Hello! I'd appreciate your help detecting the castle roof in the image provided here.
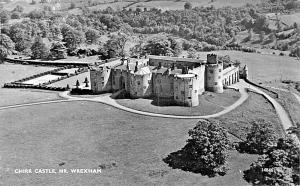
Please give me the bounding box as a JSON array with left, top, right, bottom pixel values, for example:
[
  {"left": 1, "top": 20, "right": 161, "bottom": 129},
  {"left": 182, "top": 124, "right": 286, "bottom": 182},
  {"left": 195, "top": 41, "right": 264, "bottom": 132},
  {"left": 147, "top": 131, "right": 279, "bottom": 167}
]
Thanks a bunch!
[
  {"left": 175, "top": 74, "right": 195, "bottom": 79},
  {"left": 148, "top": 55, "right": 205, "bottom": 64},
  {"left": 223, "top": 66, "right": 238, "bottom": 75},
  {"left": 135, "top": 66, "right": 152, "bottom": 75}
]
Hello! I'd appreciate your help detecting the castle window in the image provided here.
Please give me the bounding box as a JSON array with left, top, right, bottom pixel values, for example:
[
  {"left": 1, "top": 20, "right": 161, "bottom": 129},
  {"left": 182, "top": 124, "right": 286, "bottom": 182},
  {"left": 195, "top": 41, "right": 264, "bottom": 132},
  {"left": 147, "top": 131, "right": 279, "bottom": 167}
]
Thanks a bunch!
[
  {"left": 135, "top": 92, "right": 137, "bottom": 95},
  {"left": 102, "top": 82, "right": 104, "bottom": 85},
  {"left": 188, "top": 97, "right": 191, "bottom": 99},
  {"left": 148, "top": 80, "right": 151, "bottom": 84},
  {"left": 189, "top": 85, "right": 193, "bottom": 88},
  {"left": 101, "top": 77, "right": 104, "bottom": 81},
  {"left": 195, "top": 90, "right": 197, "bottom": 93},
  {"left": 219, "top": 69, "right": 221, "bottom": 72},
  {"left": 214, "top": 82, "right": 218, "bottom": 85},
  {"left": 137, "top": 81, "right": 140, "bottom": 85},
  {"left": 176, "top": 96, "right": 178, "bottom": 99}
]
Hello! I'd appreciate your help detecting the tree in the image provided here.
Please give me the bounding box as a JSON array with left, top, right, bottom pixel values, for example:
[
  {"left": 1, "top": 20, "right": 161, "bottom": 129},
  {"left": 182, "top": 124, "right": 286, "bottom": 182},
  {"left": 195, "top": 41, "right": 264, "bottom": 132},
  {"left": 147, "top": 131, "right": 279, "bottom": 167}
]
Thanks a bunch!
[
  {"left": 246, "top": 28, "right": 253, "bottom": 41},
  {"left": 13, "top": 5, "right": 24, "bottom": 13},
  {"left": 268, "top": 32, "right": 276, "bottom": 42},
  {"left": 75, "top": 80, "right": 80, "bottom": 89},
  {"left": 11, "top": 11, "right": 21, "bottom": 19},
  {"left": 70, "top": 2, "right": 76, "bottom": 9},
  {"left": 142, "top": 36, "right": 182, "bottom": 57},
  {"left": 83, "top": 77, "right": 89, "bottom": 87},
  {"left": 183, "top": 120, "right": 230, "bottom": 175},
  {"left": 184, "top": 2, "right": 192, "bottom": 10},
  {"left": 0, "top": 10, "right": 10, "bottom": 24},
  {"left": 9, "top": 24, "right": 32, "bottom": 54},
  {"left": 238, "top": 120, "right": 278, "bottom": 154},
  {"left": 85, "top": 28, "right": 100, "bottom": 44},
  {"left": 63, "top": 29, "right": 85, "bottom": 51},
  {"left": 259, "top": 31, "right": 265, "bottom": 42},
  {"left": 31, "top": 37, "right": 49, "bottom": 59},
  {"left": 187, "top": 48, "right": 197, "bottom": 58},
  {"left": 0, "top": 34, "right": 15, "bottom": 63},
  {"left": 103, "top": 32, "right": 129, "bottom": 58},
  {"left": 244, "top": 136, "right": 300, "bottom": 185}
]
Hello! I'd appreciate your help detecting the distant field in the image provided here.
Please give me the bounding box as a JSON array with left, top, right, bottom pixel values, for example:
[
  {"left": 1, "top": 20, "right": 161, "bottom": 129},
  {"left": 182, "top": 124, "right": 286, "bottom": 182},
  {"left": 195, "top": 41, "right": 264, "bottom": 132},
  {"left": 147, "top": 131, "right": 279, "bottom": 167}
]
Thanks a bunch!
[
  {"left": 0, "top": 63, "right": 60, "bottom": 107},
  {"left": 128, "top": 0, "right": 262, "bottom": 10},
  {"left": 3, "top": 0, "right": 263, "bottom": 13},
  {"left": 278, "top": 12, "right": 300, "bottom": 26},
  {"left": 194, "top": 51, "right": 300, "bottom": 83}
]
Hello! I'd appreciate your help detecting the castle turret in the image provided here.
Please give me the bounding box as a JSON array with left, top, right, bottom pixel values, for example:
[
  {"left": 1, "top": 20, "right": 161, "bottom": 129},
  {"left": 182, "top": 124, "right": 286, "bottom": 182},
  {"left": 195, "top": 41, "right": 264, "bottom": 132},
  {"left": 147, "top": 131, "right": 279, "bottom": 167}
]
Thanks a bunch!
[{"left": 205, "top": 54, "right": 223, "bottom": 93}]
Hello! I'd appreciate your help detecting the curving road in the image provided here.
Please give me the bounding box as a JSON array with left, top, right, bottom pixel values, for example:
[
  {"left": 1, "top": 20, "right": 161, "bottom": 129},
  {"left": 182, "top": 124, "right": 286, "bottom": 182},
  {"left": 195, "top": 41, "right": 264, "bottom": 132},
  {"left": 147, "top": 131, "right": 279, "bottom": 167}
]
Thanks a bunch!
[{"left": 58, "top": 86, "right": 249, "bottom": 119}]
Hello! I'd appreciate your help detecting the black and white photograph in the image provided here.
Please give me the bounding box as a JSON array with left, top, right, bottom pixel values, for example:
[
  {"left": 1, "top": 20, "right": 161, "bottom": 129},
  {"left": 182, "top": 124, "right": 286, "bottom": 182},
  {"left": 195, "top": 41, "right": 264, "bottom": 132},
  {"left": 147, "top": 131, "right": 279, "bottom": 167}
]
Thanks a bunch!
[{"left": 0, "top": 0, "right": 299, "bottom": 185}]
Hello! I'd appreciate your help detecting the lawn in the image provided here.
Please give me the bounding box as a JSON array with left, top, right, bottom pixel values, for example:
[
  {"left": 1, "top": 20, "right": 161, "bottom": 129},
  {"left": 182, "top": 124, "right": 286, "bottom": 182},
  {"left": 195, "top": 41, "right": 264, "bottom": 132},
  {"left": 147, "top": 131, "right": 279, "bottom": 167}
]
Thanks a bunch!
[
  {"left": 0, "top": 63, "right": 60, "bottom": 107},
  {"left": 116, "top": 89, "right": 240, "bottom": 116},
  {"left": 216, "top": 92, "right": 285, "bottom": 140},
  {"left": 193, "top": 50, "right": 300, "bottom": 83},
  {"left": 48, "top": 72, "right": 90, "bottom": 89},
  {"left": 0, "top": 101, "right": 258, "bottom": 186}
]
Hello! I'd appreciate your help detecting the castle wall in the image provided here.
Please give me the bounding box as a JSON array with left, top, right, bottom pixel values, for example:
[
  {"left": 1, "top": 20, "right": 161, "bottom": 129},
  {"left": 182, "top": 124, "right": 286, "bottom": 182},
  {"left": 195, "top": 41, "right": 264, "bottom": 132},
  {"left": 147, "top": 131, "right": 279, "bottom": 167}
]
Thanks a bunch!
[
  {"left": 153, "top": 73, "right": 174, "bottom": 98},
  {"left": 111, "top": 69, "right": 129, "bottom": 91},
  {"left": 173, "top": 76, "right": 199, "bottom": 107},
  {"left": 129, "top": 73, "right": 152, "bottom": 98},
  {"left": 205, "top": 63, "right": 224, "bottom": 93},
  {"left": 223, "top": 66, "right": 239, "bottom": 86},
  {"left": 188, "top": 65, "right": 205, "bottom": 95},
  {"left": 90, "top": 67, "right": 112, "bottom": 93},
  {"left": 149, "top": 58, "right": 201, "bottom": 69}
]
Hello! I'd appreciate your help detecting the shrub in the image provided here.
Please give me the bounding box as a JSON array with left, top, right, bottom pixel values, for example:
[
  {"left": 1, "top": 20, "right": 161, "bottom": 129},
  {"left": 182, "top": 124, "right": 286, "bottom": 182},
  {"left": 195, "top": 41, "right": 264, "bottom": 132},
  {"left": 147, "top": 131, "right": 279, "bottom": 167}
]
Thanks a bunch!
[
  {"left": 244, "top": 137, "right": 300, "bottom": 185},
  {"left": 164, "top": 119, "right": 231, "bottom": 176},
  {"left": 238, "top": 120, "right": 278, "bottom": 154}
]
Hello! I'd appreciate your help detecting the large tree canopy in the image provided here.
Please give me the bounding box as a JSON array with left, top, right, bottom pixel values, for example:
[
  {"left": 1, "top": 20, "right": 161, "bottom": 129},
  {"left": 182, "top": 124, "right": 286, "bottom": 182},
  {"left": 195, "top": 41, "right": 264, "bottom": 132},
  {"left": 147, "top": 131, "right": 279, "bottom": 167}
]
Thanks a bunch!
[
  {"left": 142, "top": 36, "right": 182, "bottom": 57},
  {"left": 0, "top": 34, "right": 15, "bottom": 62},
  {"left": 31, "top": 37, "right": 49, "bottom": 59},
  {"left": 244, "top": 136, "right": 300, "bottom": 185}
]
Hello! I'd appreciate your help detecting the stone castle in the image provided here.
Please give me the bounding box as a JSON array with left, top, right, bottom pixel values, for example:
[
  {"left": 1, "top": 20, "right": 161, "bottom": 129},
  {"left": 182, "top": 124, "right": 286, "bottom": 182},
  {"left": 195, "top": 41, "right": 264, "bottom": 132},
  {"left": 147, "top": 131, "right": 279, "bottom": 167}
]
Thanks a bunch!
[{"left": 90, "top": 54, "right": 240, "bottom": 107}]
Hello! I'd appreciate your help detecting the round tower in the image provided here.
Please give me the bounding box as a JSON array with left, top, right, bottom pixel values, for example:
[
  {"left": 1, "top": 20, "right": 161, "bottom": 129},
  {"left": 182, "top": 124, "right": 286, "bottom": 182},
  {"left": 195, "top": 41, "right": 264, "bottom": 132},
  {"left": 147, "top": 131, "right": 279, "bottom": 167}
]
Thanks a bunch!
[{"left": 205, "top": 54, "right": 223, "bottom": 93}]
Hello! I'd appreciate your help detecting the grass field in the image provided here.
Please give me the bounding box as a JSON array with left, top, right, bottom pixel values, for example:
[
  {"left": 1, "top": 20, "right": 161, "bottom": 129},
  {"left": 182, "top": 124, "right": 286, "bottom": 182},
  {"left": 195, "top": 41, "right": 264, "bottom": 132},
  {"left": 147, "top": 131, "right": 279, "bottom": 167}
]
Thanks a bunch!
[
  {"left": 0, "top": 100, "right": 260, "bottom": 186},
  {"left": 0, "top": 63, "right": 60, "bottom": 107},
  {"left": 48, "top": 72, "right": 90, "bottom": 89},
  {"left": 3, "top": 0, "right": 263, "bottom": 13},
  {"left": 192, "top": 51, "right": 300, "bottom": 83},
  {"left": 117, "top": 89, "right": 240, "bottom": 116},
  {"left": 127, "top": 0, "right": 262, "bottom": 11},
  {"left": 216, "top": 92, "right": 284, "bottom": 140}
]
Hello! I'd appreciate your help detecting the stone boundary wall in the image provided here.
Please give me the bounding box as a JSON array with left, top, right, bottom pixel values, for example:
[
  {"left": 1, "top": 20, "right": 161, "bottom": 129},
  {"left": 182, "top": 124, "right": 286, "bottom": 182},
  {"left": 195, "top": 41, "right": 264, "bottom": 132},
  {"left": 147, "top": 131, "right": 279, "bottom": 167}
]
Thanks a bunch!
[
  {"left": 3, "top": 66, "right": 89, "bottom": 91},
  {"left": 5, "top": 57, "right": 92, "bottom": 66},
  {"left": 244, "top": 78, "right": 278, "bottom": 98},
  {"left": 245, "top": 79, "right": 296, "bottom": 130}
]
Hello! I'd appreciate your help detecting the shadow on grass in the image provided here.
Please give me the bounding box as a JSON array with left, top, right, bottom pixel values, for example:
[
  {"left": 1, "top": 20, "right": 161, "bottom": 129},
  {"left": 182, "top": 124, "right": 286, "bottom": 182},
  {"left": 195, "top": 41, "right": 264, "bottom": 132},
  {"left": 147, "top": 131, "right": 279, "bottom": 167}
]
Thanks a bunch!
[{"left": 163, "top": 147, "right": 224, "bottom": 177}]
